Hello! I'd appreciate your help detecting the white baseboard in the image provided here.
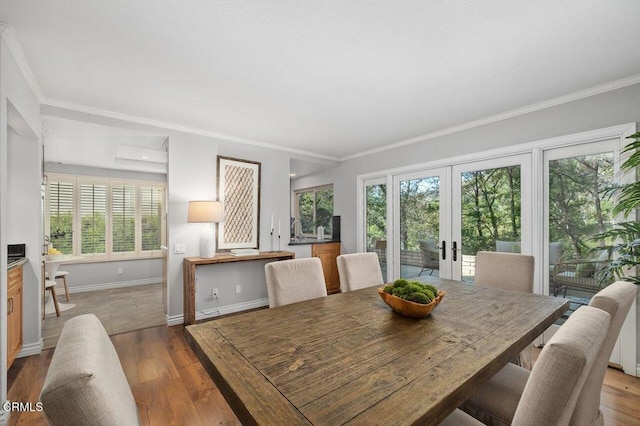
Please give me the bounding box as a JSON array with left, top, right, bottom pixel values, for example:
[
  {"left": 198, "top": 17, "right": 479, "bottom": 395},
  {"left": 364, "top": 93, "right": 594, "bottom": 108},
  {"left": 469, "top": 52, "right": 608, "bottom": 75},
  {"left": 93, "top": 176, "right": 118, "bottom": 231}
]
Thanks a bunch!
[
  {"left": 636, "top": 363, "right": 640, "bottom": 378},
  {"left": 17, "top": 341, "right": 43, "bottom": 358},
  {"left": 195, "top": 298, "right": 269, "bottom": 322},
  {"left": 69, "top": 277, "right": 162, "bottom": 293},
  {"left": 167, "top": 313, "right": 184, "bottom": 326}
]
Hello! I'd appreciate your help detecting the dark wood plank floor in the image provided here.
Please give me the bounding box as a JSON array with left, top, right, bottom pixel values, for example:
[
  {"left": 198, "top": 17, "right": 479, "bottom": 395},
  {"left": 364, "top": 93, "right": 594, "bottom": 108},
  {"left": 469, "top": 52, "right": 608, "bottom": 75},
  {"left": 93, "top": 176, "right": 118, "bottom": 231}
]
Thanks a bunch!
[{"left": 7, "top": 324, "right": 640, "bottom": 425}]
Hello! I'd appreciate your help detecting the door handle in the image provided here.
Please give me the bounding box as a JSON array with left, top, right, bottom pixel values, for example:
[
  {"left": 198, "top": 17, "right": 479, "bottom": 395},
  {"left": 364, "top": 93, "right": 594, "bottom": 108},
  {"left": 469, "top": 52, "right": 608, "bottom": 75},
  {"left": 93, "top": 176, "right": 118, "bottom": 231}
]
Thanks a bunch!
[
  {"left": 452, "top": 241, "right": 458, "bottom": 262},
  {"left": 440, "top": 240, "right": 446, "bottom": 260}
]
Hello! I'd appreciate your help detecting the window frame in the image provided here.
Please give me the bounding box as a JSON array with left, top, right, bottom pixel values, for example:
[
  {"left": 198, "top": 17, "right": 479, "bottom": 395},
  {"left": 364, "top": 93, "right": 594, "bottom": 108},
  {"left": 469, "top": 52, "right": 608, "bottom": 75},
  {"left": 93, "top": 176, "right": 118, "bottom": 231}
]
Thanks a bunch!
[
  {"left": 45, "top": 173, "right": 166, "bottom": 261},
  {"left": 293, "top": 184, "right": 334, "bottom": 237}
]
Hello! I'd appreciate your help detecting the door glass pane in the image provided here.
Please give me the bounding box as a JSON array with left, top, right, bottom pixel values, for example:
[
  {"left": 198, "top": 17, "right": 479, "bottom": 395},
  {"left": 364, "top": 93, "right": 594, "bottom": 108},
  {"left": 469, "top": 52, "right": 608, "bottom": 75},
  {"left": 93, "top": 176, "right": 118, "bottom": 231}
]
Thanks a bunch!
[
  {"left": 399, "top": 176, "right": 440, "bottom": 280},
  {"left": 365, "top": 182, "right": 387, "bottom": 277},
  {"left": 548, "top": 151, "right": 614, "bottom": 324},
  {"left": 460, "top": 165, "right": 521, "bottom": 282}
]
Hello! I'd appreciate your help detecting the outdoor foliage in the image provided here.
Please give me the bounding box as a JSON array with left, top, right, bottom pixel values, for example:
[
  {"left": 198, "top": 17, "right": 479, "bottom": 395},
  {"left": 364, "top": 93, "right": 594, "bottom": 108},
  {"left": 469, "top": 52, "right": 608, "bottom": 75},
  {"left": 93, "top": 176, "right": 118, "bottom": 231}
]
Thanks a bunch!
[
  {"left": 297, "top": 187, "right": 333, "bottom": 235},
  {"left": 549, "top": 153, "right": 614, "bottom": 259},
  {"left": 366, "top": 184, "right": 387, "bottom": 248},
  {"left": 594, "top": 132, "right": 640, "bottom": 285},
  {"left": 460, "top": 166, "right": 520, "bottom": 255}
]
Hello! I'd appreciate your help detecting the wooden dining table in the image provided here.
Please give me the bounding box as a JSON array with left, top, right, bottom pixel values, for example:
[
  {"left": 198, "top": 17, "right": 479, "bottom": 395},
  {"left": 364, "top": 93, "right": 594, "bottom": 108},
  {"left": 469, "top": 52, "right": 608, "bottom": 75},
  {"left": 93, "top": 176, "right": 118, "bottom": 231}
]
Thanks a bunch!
[{"left": 185, "top": 278, "right": 569, "bottom": 425}]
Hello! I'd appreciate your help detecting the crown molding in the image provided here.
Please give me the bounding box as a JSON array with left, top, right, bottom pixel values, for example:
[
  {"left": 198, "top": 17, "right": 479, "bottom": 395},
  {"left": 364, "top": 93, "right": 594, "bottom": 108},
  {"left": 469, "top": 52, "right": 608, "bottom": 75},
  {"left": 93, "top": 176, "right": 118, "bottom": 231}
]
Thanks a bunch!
[
  {"left": 340, "top": 73, "right": 640, "bottom": 161},
  {"left": 0, "top": 22, "right": 44, "bottom": 101},
  {"left": 41, "top": 97, "right": 339, "bottom": 161}
]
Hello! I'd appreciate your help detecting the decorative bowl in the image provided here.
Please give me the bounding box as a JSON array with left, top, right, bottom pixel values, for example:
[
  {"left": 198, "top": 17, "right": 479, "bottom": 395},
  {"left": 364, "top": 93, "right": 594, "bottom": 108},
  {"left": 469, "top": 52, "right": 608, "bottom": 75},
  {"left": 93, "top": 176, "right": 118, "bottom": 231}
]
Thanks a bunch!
[{"left": 378, "top": 288, "right": 445, "bottom": 319}]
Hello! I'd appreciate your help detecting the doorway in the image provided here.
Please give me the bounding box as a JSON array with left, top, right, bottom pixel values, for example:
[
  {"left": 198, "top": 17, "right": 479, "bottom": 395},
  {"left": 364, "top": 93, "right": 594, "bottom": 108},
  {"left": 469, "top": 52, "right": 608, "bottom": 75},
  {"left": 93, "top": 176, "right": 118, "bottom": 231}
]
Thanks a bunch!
[{"left": 391, "top": 154, "right": 531, "bottom": 282}]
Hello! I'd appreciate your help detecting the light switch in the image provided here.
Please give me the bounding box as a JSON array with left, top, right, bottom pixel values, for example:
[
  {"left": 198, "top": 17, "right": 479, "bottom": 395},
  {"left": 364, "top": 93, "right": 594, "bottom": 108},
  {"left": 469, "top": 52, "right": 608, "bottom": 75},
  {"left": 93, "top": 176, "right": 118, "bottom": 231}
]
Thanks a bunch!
[{"left": 174, "top": 243, "right": 186, "bottom": 254}]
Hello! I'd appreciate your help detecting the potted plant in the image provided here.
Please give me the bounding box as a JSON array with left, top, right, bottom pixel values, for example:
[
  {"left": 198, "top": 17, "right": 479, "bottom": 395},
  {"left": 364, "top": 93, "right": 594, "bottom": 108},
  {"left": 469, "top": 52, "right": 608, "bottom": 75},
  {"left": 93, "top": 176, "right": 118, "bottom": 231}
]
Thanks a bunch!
[{"left": 595, "top": 131, "right": 640, "bottom": 285}]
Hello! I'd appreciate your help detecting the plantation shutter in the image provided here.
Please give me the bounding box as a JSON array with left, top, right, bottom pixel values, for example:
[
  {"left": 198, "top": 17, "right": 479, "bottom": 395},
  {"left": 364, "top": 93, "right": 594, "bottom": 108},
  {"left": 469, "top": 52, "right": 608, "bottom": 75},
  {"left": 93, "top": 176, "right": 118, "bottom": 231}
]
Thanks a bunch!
[
  {"left": 140, "top": 185, "right": 163, "bottom": 251},
  {"left": 48, "top": 180, "right": 74, "bottom": 254},
  {"left": 80, "top": 182, "right": 107, "bottom": 255},
  {"left": 112, "top": 184, "right": 136, "bottom": 253}
]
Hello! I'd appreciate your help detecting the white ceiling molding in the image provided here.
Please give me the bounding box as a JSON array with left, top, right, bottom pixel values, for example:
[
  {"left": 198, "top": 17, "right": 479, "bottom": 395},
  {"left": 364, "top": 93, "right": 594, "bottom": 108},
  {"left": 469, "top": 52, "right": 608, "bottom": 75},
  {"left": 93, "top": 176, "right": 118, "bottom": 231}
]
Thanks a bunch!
[
  {"left": 340, "top": 73, "right": 640, "bottom": 161},
  {"left": 41, "top": 97, "right": 339, "bottom": 161},
  {"left": 0, "top": 22, "right": 43, "bottom": 102}
]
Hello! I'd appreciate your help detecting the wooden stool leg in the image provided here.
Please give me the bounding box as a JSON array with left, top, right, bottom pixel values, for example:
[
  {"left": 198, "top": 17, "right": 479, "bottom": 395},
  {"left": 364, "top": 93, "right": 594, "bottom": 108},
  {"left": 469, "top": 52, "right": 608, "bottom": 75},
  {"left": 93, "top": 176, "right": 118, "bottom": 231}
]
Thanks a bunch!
[
  {"left": 62, "top": 275, "right": 70, "bottom": 302},
  {"left": 50, "top": 287, "right": 61, "bottom": 317}
]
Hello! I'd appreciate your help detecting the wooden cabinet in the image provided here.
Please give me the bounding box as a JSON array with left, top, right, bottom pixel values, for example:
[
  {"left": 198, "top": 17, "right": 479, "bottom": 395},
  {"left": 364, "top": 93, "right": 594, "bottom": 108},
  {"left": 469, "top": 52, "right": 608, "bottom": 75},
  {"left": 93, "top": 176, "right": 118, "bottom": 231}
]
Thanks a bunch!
[
  {"left": 7, "top": 265, "right": 23, "bottom": 369},
  {"left": 312, "top": 242, "right": 341, "bottom": 295}
]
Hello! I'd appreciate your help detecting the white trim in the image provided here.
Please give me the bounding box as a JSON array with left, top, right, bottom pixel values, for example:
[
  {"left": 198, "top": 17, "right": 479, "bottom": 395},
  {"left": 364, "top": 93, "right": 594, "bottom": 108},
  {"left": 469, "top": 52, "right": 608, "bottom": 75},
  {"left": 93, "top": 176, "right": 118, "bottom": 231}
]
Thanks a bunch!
[
  {"left": 636, "top": 364, "right": 640, "bottom": 378},
  {"left": 68, "top": 277, "right": 161, "bottom": 293},
  {"left": 341, "top": 75, "right": 640, "bottom": 161},
  {"left": 195, "top": 299, "right": 269, "bottom": 322},
  {"left": 0, "top": 411, "right": 7, "bottom": 426},
  {"left": 166, "top": 313, "right": 184, "bottom": 327},
  {"left": 41, "top": 99, "right": 339, "bottom": 161},
  {"left": 0, "top": 24, "right": 44, "bottom": 101},
  {"left": 17, "top": 341, "right": 42, "bottom": 358}
]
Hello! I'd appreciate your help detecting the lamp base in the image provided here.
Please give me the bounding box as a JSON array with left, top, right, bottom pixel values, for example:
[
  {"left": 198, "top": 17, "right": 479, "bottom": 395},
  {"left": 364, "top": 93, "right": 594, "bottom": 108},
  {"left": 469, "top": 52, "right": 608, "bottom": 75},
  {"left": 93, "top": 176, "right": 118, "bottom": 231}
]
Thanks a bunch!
[{"left": 199, "top": 223, "right": 216, "bottom": 258}]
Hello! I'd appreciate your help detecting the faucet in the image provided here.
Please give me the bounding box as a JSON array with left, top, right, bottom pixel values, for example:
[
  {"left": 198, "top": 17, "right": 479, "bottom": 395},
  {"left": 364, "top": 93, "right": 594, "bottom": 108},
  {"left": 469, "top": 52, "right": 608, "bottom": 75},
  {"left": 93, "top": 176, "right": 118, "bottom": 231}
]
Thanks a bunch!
[{"left": 291, "top": 219, "right": 303, "bottom": 239}]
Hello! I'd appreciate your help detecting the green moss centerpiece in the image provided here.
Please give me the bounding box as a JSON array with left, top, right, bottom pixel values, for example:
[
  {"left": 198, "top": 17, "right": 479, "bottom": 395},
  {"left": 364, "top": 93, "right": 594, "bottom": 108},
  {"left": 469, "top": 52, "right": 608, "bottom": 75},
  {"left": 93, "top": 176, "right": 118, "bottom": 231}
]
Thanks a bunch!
[{"left": 378, "top": 279, "right": 445, "bottom": 318}]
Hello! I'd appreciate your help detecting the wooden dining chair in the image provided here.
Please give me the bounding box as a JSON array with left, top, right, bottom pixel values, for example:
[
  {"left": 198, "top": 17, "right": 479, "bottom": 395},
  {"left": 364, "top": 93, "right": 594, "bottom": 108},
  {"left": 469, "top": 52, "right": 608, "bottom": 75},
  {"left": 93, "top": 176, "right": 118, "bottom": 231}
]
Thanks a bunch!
[
  {"left": 337, "top": 252, "right": 384, "bottom": 292},
  {"left": 474, "top": 251, "right": 535, "bottom": 369},
  {"left": 265, "top": 257, "right": 328, "bottom": 308},
  {"left": 458, "top": 281, "right": 636, "bottom": 426},
  {"left": 441, "top": 305, "right": 611, "bottom": 426}
]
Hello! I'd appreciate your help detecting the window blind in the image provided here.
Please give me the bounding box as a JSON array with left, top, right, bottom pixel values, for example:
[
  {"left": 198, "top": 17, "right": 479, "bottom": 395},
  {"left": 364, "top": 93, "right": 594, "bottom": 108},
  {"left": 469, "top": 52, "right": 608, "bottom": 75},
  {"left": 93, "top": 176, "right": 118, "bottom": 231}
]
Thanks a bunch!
[
  {"left": 112, "top": 184, "right": 136, "bottom": 253},
  {"left": 48, "top": 181, "right": 74, "bottom": 254},
  {"left": 80, "top": 183, "right": 107, "bottom": 255},
  {"left": 140, "top": 186, "right": 163, "bottom": 251}
]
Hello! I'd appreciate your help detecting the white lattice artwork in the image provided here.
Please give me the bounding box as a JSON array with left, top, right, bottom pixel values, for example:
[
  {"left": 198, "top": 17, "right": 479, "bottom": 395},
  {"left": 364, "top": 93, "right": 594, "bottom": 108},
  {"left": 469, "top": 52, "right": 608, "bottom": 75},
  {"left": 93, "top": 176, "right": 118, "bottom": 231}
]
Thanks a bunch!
[{"left": 217, "top": 157, "right": 261, "bottom": 249}]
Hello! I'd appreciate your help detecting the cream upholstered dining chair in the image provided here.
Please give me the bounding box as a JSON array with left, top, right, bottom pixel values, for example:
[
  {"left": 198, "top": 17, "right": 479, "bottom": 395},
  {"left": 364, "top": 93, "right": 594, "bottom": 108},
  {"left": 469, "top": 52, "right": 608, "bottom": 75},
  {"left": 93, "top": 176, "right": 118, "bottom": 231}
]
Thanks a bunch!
[
  {"left": 474, "top": 251, "right": 535, "bottom": 369},
  {"left": 458, "top": 281, "right": 637, "bottom": 426},
  {"left": 440, "top": 305, "right": 611, "bottom": 426},
  {"left": 265, "top": 257, "right": 328, "bottom": 308},
  {"left": 40, "top": 314, "right": 139, "bottom": 426},
  {"left": 337, "top": 252, "right": 384, "bottom": 292}
]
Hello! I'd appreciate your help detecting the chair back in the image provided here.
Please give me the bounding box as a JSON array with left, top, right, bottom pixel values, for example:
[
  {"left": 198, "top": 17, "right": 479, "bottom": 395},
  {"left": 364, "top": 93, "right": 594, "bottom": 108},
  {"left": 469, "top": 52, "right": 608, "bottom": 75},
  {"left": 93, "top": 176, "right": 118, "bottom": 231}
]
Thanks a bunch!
[
  {"left": 337, "top": 252, "right": 384, "bottom": 292},
  {"left": 570, "top": 281, "right": 638, "bottom": 426},
  {"left": 512, "top": 306, "right": 610, "bottom": 425},
  {"left": 40, "top": 314, "right": 139, "bottom": 426},
  {"left": 265, "top": 257, "right": 327, "bottom": 307},
  {"left": 474, "top": 251, "right": 534, "bottom": 293}
]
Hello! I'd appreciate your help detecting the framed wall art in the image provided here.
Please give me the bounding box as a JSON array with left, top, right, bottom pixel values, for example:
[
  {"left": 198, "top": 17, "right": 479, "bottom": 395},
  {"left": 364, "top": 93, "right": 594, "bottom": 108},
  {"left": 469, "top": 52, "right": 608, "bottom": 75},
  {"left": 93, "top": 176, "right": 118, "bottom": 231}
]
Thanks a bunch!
[{"left": 217, "top": 156, "right": 261, "bottom": 250}]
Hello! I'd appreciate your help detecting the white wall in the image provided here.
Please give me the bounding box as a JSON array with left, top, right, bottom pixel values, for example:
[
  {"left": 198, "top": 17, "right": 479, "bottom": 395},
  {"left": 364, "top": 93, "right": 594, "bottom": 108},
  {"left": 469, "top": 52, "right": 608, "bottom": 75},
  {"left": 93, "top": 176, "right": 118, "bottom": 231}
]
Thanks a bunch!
[
  {"left": 166, "top": 132, "right": 295, "bottom": 323},
  {"left": 7, "top": 127, "right": 42, "bottom": 354},
  {"left": 0, "top": 33, "right": 42, "bottom": 424}
]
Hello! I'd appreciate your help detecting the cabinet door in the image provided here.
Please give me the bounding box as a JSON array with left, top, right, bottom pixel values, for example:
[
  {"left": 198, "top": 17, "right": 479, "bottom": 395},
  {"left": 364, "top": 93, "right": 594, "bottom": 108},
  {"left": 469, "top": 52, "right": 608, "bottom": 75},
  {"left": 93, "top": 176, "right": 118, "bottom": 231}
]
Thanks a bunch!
[
  {"left": 312, "top": 243, "right": 341, "bottom": 294},
  {"left": 7, "top": 266, "right": 23, "bottom": 369}
]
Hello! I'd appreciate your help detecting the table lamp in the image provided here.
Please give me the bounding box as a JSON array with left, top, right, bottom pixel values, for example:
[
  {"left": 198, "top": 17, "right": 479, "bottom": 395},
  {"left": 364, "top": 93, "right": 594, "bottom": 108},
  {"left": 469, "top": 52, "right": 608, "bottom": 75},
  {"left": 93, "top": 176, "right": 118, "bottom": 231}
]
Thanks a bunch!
[{"left": 188, "top": 201, "right": 224, "bottom": 258}]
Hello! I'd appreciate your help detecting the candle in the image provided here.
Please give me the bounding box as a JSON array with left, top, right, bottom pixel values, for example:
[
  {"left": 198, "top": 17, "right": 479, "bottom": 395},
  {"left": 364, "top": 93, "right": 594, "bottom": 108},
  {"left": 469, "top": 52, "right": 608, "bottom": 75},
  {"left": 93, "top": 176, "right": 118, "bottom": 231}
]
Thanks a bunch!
[{"left": 271, "top": 214, "right": 274, "bottom": 232}]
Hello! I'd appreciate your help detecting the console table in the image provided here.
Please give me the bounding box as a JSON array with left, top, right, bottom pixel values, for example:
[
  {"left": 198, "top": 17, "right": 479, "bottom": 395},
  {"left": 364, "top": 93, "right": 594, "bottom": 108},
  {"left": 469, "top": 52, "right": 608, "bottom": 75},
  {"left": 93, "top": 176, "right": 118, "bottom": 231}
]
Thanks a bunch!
[{"left": 183, "top": 251, "right": 295, "bottom": 325}]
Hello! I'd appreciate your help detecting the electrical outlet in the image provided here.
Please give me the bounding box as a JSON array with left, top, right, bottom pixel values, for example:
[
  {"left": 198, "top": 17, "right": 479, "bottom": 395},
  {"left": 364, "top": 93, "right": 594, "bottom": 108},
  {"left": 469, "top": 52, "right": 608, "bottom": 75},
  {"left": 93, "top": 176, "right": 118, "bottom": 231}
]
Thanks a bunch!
[
  {"left": 117, "top": 267, "right": 124, "bottom": 275},
  {"left": 211, "top": 288, "right": 219, "bottom": 299},
  {"left": 236, "top": 285, "right": 241, "bottom": 294},
  {"left": 174, "top": 243, "right": 186, "bottom": 254}
]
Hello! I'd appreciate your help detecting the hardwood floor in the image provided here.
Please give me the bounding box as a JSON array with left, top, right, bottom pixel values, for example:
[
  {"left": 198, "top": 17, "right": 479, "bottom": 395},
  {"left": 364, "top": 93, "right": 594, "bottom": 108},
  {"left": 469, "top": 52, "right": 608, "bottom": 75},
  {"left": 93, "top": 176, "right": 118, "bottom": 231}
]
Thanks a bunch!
[
  {"left": 7, "top": 324, "right": 640, "bottom": 425},
  {"left": 42, "top": 283, "right": 165, "bottom": 349},
  {"left": 7, "top": 325, "right": 239, "bottom": 425}
]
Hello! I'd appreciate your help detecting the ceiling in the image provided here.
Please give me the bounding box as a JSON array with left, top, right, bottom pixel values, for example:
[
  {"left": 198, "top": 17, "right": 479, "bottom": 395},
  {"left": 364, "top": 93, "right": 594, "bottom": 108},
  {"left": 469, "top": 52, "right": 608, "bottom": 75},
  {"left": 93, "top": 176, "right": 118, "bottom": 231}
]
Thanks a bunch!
[{"left": 2, "top": 1, "right": 640, "bottom": 161}]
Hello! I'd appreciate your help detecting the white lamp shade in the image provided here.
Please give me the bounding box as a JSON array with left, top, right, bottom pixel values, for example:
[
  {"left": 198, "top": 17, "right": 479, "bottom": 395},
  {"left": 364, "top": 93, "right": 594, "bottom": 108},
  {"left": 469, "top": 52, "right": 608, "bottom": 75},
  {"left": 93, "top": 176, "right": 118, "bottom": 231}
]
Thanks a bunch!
[{"left": 188, "top": 201, "right": 224, "bottom": 223}]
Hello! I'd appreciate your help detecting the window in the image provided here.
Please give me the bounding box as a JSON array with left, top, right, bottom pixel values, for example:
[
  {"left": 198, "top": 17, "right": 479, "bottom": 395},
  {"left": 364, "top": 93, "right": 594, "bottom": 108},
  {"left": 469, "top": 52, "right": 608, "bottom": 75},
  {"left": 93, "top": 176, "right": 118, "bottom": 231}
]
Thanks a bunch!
[
  {"left": 294, "top": 185, "right": 334, "bottom": 236},
  {"left": 46, "top": 173, "right": 166, "bottom": 260}
]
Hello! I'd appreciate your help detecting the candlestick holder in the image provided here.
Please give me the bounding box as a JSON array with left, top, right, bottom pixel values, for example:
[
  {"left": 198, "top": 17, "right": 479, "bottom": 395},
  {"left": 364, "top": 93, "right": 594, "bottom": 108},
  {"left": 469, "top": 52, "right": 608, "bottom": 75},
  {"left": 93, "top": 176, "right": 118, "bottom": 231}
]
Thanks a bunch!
[
  {"left": 270, "top": 231, "right": 274, "bottom": 252},
  {"left": 278, "top": 235, "right": 281, "bottom": 251}
]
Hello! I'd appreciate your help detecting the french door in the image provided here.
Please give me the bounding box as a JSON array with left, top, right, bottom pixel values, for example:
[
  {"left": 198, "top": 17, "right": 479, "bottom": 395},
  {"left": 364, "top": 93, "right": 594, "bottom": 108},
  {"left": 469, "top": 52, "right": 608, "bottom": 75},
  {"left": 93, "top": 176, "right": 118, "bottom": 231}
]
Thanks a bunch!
[{"left": 392, "top": 154, "right": 531, "bottom": 281}]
